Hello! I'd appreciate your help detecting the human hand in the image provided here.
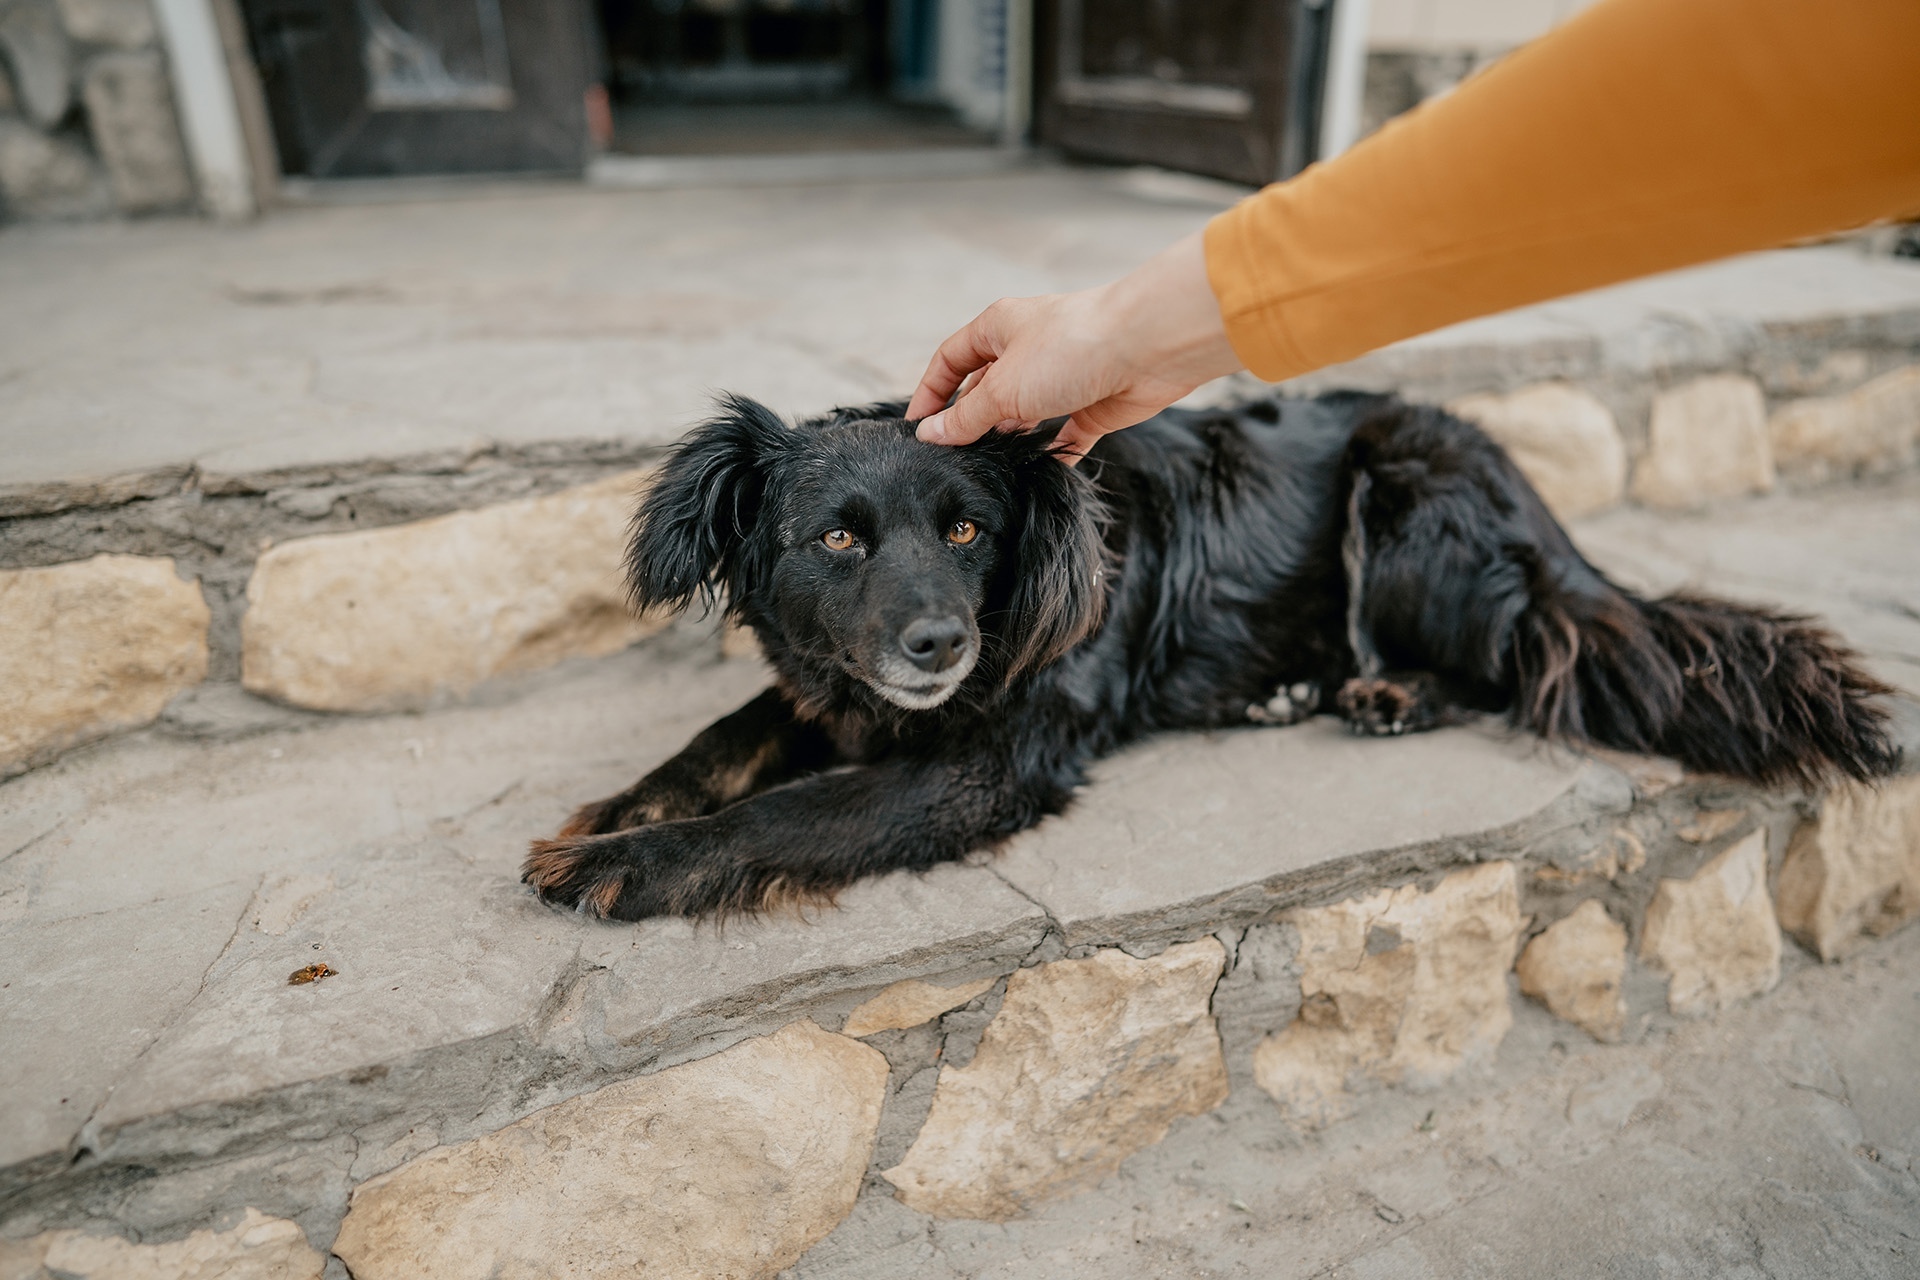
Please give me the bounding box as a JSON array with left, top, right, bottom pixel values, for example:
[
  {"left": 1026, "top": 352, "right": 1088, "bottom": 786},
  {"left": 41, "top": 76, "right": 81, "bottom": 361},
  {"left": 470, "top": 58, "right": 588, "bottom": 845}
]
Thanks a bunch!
[{"left": 906, "top": 232, "right": 1245, "bottom": 462}]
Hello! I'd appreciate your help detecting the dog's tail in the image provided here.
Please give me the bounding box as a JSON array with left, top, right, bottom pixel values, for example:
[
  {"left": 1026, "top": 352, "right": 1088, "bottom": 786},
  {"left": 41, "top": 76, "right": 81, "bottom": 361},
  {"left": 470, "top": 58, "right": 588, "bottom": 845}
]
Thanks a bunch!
[{"left": 1511, "top": 584, "right": 1901, "bottom": 787}]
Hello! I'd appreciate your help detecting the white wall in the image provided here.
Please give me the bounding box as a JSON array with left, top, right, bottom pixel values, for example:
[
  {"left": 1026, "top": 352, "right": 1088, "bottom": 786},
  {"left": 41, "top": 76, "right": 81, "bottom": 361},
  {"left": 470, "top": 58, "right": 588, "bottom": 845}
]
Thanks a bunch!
[
  {"left": 1368, "top": 0, "right": 1597, "bottom": 50},
  {"left": 935, "top": 0, "right": 1007, "bottom": 133}
]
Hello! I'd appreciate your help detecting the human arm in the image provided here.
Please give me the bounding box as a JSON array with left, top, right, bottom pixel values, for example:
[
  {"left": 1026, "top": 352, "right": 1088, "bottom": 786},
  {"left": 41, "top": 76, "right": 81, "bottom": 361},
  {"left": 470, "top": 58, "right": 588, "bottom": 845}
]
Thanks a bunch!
[{"left": 913, "top": 0, "right": 1920, "bottom": 449}]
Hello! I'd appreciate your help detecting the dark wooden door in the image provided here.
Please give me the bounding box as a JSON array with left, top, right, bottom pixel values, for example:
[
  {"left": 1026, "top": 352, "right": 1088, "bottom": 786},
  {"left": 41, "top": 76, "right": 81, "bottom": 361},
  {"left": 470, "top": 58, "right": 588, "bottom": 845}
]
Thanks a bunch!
[
  {"left": 1036, "top": 0, "right": 1331, "bottom": 185},
  {"left": 241, "top": 0, "right": 592, "bottom": 177}
]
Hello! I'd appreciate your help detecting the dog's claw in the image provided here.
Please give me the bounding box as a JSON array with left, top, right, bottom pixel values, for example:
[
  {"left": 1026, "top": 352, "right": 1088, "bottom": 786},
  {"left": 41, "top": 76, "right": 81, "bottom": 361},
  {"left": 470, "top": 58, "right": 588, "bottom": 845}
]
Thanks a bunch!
[{"left": 1247, "top": 680, "right": 1319, "bottom": 726}]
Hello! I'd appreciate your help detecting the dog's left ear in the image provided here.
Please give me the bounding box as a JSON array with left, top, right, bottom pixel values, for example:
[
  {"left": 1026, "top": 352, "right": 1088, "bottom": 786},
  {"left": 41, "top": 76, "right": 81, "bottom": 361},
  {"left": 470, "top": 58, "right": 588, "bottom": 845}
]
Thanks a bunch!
[
  {"left": 628, "top": 394, "right": 790, "bottom": 614},
  {"left": 1002, "top": 445, "right": 1109, "bottom": 680}
]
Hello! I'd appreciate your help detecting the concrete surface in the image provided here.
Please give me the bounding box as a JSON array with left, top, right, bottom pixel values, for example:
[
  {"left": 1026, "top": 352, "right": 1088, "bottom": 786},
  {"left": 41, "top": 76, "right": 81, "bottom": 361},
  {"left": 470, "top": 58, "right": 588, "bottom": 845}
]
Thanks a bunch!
[
  {"left": 792, "top": 922, "right": 1920, "bottom": 1280},
  {"left": 4, "top": 164, "right": 1919, "bottom": 501}
]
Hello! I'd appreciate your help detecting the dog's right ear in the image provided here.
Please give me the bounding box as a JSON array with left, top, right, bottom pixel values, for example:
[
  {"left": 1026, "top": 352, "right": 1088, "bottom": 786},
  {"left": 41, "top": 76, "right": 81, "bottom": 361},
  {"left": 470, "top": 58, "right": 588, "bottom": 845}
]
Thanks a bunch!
[{"left": 628, "top": 395, "right": 790, "bottom": 613}]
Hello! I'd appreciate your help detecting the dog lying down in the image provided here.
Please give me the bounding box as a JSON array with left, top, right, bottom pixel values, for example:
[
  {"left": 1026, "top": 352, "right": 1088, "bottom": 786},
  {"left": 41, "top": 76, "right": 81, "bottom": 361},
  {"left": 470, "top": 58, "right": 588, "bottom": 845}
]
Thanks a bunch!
[{"left": 524, "top": 392, "right": 1900, "bottom": 921}]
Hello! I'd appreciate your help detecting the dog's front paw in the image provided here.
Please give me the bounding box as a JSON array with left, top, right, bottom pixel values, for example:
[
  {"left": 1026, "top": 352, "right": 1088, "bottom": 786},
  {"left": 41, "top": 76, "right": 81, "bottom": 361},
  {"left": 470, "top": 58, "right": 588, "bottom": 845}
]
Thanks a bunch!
[
  {"left": 524, "top": 825, "right": 740, "bottom": 921},
  {"left": 554, "top": 792, "right": 674, "bottom": 838},
  {"left": 1337, "top": 675, "right": 1439, "bottom": 737},
  {"left": 524, "top": 835, "right": 636, "bottom": 918}
]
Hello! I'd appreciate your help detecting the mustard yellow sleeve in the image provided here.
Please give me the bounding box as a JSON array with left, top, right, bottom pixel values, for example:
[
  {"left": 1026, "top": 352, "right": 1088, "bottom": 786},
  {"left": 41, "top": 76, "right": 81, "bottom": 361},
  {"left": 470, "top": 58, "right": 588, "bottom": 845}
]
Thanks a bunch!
[{"left": 1205, "top": 0, "right": 1920, "bottom": 382}]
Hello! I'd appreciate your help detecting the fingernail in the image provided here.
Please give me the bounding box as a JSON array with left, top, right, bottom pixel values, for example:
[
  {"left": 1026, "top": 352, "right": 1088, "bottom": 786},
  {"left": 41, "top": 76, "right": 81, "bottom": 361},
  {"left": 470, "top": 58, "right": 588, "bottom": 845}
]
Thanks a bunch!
[{"left": 917, "top": 414, "right": 947, "bottom": 444}]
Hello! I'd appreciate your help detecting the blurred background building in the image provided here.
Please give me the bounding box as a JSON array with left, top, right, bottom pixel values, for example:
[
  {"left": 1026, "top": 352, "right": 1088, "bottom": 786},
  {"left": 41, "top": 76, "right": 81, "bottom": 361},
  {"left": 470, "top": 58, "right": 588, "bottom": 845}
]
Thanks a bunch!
[{"left": 0, "top": 0, "right": 1622, "bottom": 221}]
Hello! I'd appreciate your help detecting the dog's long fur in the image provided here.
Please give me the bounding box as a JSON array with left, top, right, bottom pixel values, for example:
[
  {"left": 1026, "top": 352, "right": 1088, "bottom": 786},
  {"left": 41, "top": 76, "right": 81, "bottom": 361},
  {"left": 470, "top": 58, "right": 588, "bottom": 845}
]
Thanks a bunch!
[{"left": 524, "top": 393, "right": 1900, "bottom": 920}]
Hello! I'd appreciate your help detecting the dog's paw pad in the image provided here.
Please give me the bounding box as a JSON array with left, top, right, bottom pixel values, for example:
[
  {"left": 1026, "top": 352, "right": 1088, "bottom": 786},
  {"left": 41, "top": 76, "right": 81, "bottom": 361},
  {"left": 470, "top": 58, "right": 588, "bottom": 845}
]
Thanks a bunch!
[
  {"left": 1337, "top": 677, "right": 1425, "bottom": 737},
  {"left": 1248, "top": 680, "right": 1320, "bottom": 726}
]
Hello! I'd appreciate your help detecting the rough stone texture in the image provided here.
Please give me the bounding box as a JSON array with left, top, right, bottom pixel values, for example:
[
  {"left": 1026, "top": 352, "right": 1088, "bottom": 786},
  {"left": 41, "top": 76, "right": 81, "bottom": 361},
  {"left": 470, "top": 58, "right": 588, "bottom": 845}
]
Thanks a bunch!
[
  {"left": 242, "top": 470, "right": 661, "bottom": 711},
  {"left": 1769, "top": 364, "right": 1920, "bottom": 484},
  {"left": 56, "top": 0, "right": 156, "bottom": 46},
  {"left": 1776, "top": 774, "right": 1920, "bottom": 962},
  {"left": 332, "top": 1020, "right": 886, "bottom": 1280},
  {"left": 0, "top": 1209, "right": 323, "bottom": 1279},
  {"left": 1630, "top": 375, "right": 1775, "bottom": 509},
  {"left": 795, "top": 926, "right": 1920, "bottom": 1280},
  {"left": 1447, "top": 383, "right": 1626, "bottom": 519},
  {"left": 0, "top": 0, "right": 70, "bottom": 128},
  {"left": 79, "top": 50, "right": 191, "bottom": 213},
  {"left": 0, "top": 553, "right": 208, "bottom": 776},
  {"left": 842, "top": 976, "right": 997, "bottom": 1038},
  {"left": 1640, "top": 829, "right": 1782, "bottom": 1016},
  {"left": 884, "top": 939, "right": 1228, "bottom": 1221},
  {"left": 1515, "top": 898, "right": 1627, "bottom": 1042},
  {"left": 0, "top": 116, "right": 110, "bottom": 219},
  {"left": 1252, "top": 862, "right": 1522, "bottom": 1127}
]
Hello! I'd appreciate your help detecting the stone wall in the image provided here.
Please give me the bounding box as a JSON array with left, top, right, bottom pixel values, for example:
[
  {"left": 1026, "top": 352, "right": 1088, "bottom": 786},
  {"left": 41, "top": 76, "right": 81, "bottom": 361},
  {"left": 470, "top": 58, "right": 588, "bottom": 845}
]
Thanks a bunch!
[
  {"left": 4, "top": 759, "right": 1916, "bottom": 1277},
  {"left": 0, "top": 0, "right": 193, "bottom": 219}
]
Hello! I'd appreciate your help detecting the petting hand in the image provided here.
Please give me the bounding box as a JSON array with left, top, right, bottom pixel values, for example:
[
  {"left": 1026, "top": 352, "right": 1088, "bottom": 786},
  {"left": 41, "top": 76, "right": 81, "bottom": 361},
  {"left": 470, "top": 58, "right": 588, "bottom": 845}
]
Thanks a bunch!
[{"left": 906, "top": 232, "right": 1246, "bottom": 462}]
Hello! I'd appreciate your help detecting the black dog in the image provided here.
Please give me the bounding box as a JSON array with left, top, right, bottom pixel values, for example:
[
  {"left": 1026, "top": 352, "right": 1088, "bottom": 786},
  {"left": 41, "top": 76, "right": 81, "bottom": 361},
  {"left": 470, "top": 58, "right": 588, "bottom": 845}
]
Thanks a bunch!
[{"left": 524, "top": 393, "right": 1899, "bottom": 920}]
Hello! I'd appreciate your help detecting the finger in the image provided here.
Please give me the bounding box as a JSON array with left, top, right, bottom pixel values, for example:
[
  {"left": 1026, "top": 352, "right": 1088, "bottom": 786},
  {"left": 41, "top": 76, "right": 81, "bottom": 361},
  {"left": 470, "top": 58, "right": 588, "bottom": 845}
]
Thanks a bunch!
[
  {"left": 917, "top": 371, "right": 1020, "bottom": 446},
  {"left": 1052, "top": 417, "right": 1105, "bottom": 465},
  {"left": 905, "top": 308, "right": 1010, "bottom": 421},
  {"left": 954, "top": 368, "right": 986, "bottom": 400}
]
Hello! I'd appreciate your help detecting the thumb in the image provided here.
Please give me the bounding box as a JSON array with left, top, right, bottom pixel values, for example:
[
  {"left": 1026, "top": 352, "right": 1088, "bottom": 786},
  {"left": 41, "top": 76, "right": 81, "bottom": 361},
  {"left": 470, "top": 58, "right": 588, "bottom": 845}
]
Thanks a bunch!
[{"left": 916, "top": 372, "right": 1021, "bottom": 446}]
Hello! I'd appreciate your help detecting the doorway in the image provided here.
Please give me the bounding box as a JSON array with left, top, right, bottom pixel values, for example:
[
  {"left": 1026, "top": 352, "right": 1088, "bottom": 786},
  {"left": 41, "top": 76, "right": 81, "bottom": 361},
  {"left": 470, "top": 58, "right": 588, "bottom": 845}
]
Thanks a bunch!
[{"left": 595, "top": 0, "right": 1008, "bottom": 157}]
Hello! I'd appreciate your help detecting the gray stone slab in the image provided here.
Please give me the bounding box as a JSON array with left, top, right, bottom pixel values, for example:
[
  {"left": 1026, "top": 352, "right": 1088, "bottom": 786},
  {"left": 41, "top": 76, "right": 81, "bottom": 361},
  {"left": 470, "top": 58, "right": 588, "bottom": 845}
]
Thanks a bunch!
[
  {"left": 589, "top": 862, "right": 1049, "bottom": 1066},
  {"left": 994, "top": 719, "right": 1590, "bottom": 946},
  {"left": 0, "top": 169, "right": 1208, "bottom": 494},
  {"left": 6, "top": 164, "right": 1919, "bottom": 506},
  {"left": 1572, "top": 472, "right": 1920, "bottom": 697},
  {"left": 90, "top": 858, "right": 580, "bottom": 1134},
  {"left": 0, "top": 881, "right": 256, "bottom": 1171}
]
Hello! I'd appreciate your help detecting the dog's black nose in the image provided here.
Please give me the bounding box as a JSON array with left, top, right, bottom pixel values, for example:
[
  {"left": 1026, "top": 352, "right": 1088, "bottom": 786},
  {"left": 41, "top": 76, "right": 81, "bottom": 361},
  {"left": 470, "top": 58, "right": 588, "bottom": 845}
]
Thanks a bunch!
[{"left": 900, "top": 616, "right": 970, "bottom": 673}]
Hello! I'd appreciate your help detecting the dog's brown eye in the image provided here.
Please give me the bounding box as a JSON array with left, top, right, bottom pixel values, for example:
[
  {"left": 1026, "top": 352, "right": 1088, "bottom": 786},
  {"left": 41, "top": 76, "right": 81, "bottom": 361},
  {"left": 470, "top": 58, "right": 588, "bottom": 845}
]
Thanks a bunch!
[
  {"left": 822, "top": 529, "right": 856, "bottom": 552},
  {"left": 947, "top": 520, "right": 978, "bottom": 546}
]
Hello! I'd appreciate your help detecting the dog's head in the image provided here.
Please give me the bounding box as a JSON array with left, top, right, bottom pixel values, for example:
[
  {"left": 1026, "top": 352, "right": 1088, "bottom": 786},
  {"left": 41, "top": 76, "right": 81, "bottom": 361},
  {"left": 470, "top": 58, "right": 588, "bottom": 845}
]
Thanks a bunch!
[{"left": 628, "top": 395, "right": 1107, "bottom": 712}]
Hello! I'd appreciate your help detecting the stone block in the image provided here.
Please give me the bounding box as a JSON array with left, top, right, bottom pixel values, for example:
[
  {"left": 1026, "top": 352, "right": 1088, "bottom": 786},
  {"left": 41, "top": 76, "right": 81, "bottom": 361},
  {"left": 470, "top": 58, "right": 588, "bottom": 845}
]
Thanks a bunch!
[
  {"left": 1252, "top": 862, "right": 1521, "bottom": 1127},
  {"left": 1775, "top": 774, "right": 1920, "bottom": 962},
  {"left": 80, "top": 50, "right": 191, "bottom": 212},
  {"left": 0, "top": 115, "right": 111, "bottom": 219},
  {"left": 1769, "top": 365, "right": 1920, "bottom": 484},
  {"left": 332, "top": 1020, "right": 886, "bottom": 1280},
  {"left": 1447, "top": 383, "right": 1626, "bottom": 519},
  {"left": 884, "top": 939, "right": 1228, "bottom": 1220},
  {"left": 1515, "top": 899, "right": 1627, "bottom": 1042},
  {"left": 842, "top": 975, "right": 997, "bottom": 1038},
  {"left": 1630, "top": 375, "right": 1775, "bottom": 509},
  {"left": 0, "top": 553, "right": 208, "bottom": 776},
  {"left": 0, "top": 1209, "right": 323, "bottom": 1279},
  {"left": 0, "top": 0, "right": 70, "bottom": 127},
  {"left": 1640, "top": 829, "right": 1781, "bottom": 1015},
  {"left": 243, "top": 470, "right": 663, "bottom": 712},
  {"left": 57, "top": 0, "right": 156, "bottom": 47}
]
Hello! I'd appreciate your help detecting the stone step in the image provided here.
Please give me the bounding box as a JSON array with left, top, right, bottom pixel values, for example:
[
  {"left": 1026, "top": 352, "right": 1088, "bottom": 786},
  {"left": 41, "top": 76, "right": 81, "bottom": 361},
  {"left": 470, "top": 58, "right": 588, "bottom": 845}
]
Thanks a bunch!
[
  {"left": 4, "top": 169, "right": 1920, "bottom": 780},
  {"left": 2, "top": 572, "right": 1917, "bottom": 1273},
  {"left": 6, "top": 168, "right": 1920, "bottom": 1276}
]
